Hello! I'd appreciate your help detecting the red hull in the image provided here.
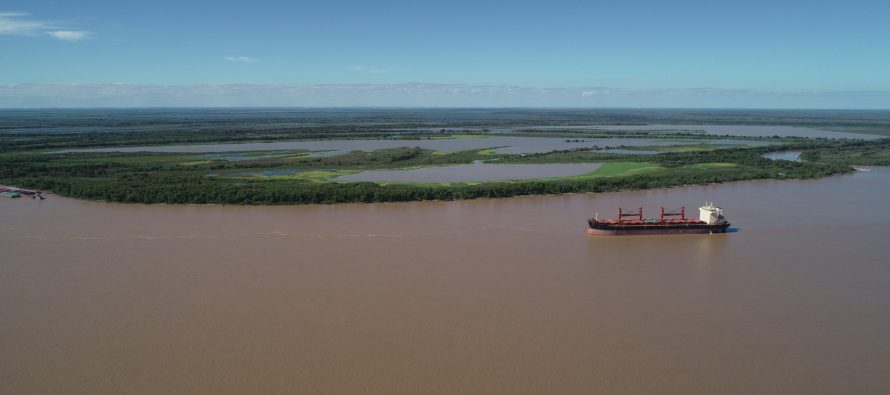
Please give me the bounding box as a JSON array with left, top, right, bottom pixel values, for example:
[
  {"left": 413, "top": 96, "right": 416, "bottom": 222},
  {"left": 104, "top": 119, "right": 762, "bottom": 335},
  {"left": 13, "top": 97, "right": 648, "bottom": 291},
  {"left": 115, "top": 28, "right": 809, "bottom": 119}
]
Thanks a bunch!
[{"left": 586, "top": 227, "right": 727, "bottom": 236}]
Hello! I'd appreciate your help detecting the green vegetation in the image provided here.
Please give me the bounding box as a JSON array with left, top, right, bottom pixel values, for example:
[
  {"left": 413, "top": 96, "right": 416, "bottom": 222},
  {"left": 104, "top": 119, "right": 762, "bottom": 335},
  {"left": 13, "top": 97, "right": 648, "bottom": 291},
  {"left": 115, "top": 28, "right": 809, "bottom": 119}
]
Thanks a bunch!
[
  {"left": 3, "top": 137, "right": 883, "bottom": 204},
  {"left": 801, "top": 139, "right": 890, "bottom": 166},
  {"left": 571, "top": 162, "right": 663, "bottom": 178},
  {"left": 3, "top": 109, "right": 890, "bottom": 205},
  {"left": 242, "top": 170, "right": 359, "bottom": 183}
]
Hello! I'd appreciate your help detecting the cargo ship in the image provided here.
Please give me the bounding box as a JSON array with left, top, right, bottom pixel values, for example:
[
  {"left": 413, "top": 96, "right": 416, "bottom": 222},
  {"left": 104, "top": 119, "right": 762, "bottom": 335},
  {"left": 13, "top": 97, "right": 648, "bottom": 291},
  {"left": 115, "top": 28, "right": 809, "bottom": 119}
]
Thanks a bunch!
[{"left": 587, "top": 203, "right": 729, "bottom": 235}]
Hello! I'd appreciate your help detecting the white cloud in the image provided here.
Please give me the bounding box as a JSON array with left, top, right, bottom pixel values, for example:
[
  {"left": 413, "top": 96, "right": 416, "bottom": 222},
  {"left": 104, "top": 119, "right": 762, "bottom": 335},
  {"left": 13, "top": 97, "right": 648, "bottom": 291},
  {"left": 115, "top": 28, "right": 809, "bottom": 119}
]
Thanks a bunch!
[
  {"left": 0, "top": 11, "right": 91, "bottom": 41},
  {"left": 1, "top": 83, "right": 889, "bottom": 109},
  {"left": 46, "top": 30, "right": 89, "bottom": 41},
  {"left": 350, "top": 65, "right": 387, "bottom": 74},
  {"left": 224, "top": 56, "right": 259, "bottom": 63},
  {"left": 581, "top": 88, "right": 612, "bottom": 97},
  {"left": 0, "top": 12, "right": 49, "bottom": 35}
]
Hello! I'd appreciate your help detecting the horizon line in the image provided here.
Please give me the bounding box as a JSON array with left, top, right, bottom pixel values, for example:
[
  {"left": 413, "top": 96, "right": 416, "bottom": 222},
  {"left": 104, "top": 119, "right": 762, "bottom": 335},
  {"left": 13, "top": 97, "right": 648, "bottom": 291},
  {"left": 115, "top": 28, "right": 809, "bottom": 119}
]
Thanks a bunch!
[{"left": 2, "top": 106, "right": 890, "bottom": 111}]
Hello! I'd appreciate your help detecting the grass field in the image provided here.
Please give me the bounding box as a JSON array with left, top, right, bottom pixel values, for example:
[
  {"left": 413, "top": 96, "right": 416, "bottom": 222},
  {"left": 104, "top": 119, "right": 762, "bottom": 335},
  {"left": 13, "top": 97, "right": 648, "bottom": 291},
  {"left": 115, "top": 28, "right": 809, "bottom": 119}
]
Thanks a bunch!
[
  {"left": 238, "top": 169, "right": 359, "bottom": 183},
  {"left": 571, "top": 162, "right": 662, "bottom": 178}
]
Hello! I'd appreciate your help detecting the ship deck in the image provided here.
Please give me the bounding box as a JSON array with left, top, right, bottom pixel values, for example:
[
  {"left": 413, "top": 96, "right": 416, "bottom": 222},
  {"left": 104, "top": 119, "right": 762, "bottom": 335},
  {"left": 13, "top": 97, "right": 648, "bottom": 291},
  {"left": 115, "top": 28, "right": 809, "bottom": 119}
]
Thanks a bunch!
[{"left": 593, "top": 218, "right": 707, "bottom": 225}]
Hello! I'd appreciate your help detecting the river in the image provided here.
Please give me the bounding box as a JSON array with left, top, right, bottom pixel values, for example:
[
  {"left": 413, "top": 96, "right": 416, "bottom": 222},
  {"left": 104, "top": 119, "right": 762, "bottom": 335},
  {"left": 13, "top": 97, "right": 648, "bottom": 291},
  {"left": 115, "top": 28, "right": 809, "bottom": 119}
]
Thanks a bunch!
[
  {"left": 2, "top": 169, "right": 889, "bottom": 394},
  {"left": 63, "top": 136, "right": 761, "bottom": 155}
]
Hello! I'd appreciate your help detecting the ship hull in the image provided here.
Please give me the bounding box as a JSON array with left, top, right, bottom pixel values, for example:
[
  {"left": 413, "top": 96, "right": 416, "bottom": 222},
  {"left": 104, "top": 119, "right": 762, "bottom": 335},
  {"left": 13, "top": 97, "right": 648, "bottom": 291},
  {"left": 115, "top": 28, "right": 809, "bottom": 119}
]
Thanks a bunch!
[{"left": 587, "top": 221, "right": 730, "bottom": 236}]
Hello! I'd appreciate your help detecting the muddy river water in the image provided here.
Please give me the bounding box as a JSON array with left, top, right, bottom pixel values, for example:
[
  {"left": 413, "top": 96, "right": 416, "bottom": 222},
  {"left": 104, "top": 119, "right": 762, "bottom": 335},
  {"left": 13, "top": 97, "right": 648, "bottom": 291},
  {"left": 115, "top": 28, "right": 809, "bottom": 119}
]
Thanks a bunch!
[{"left": 2, "top": 169, "right": 890, "bottom": 394}]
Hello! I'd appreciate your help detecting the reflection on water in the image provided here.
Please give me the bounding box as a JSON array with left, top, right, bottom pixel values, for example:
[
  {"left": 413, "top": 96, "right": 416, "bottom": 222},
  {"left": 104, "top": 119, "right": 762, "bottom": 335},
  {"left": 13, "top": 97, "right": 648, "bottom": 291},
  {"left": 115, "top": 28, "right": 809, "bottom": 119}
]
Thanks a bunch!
[
  {"left": 202, "top": 151, "right": 305, "bottom": 161},
  {"left": 2, "top": 169, "right": 890, "bottom": 393},
  {"left": 590, "top": 124, "right": 879, "bottom": 139},
  {"left": 599, "top": 149, "right": 659, "bottom": 155},
  {"left": 405, "top": 124, "right": 879, "bottom": 139}
]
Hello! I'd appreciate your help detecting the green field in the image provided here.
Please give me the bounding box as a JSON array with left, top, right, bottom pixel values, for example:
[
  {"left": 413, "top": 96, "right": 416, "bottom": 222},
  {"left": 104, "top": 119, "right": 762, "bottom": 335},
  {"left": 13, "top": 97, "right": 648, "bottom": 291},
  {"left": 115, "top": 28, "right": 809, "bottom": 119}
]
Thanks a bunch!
[{"left": 573, "top": 162, "right": 662, "bottom": 178}]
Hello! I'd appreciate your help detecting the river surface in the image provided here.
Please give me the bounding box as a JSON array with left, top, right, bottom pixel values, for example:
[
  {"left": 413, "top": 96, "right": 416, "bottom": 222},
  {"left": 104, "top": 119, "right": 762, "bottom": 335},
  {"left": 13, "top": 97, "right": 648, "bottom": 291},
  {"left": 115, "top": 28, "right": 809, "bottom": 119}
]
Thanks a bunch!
[
  {"left": 409, "top": 124, "right": 881, "bottom": 140},
  {"left": 2, "top": 169, "right": 890, "bottom": 394},
  {"left": 65, "top": 136, "right": 756, "bottom": 155},
  {"left": 527, "top": 124, "right": 879, "bottom": 139}
]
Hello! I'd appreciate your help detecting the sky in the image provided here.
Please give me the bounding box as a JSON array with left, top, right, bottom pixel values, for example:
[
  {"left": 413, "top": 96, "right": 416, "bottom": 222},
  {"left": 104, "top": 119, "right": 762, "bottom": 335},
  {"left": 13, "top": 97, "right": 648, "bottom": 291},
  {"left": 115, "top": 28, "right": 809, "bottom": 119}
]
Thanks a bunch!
[{"left": 1, "top": 0, "right": 889, "bottom": 108}]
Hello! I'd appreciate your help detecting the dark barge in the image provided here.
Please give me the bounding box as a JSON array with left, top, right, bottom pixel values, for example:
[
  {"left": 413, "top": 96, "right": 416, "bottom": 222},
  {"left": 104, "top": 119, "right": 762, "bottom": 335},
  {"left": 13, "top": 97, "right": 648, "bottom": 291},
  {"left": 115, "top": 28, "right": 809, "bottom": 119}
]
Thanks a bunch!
[{"left": 0, "top": 187, "right": 45, "bottom": 200}]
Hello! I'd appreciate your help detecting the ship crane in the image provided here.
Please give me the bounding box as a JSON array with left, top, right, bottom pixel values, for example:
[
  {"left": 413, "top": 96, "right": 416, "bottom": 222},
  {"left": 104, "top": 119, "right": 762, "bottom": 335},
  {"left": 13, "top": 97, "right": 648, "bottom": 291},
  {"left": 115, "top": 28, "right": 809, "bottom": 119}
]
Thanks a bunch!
[
  {"left": 660, "top": 207, "right": 686, "bottom": 223},
  {"left": 617, "top": 207, "right": 643, "bottom": 224}
]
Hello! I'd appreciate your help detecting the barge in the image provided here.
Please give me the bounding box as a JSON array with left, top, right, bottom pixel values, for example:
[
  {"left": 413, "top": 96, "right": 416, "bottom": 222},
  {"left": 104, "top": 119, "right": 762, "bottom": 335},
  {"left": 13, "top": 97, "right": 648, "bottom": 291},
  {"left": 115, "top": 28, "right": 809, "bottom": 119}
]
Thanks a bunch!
[
  {"left": 0, "top": 187, "right": 45, "bottom": 200},
  {"left": 588, "top": 203, "right": 729, "bottom": 235}
]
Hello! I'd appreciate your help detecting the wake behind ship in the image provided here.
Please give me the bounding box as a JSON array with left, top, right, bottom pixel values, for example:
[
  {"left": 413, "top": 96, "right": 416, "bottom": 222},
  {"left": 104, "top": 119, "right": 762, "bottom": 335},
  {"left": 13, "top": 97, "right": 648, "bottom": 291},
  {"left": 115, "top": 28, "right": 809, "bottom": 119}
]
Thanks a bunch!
[{"left": 588, "top": 203, "right": 730, "bottom": 235}]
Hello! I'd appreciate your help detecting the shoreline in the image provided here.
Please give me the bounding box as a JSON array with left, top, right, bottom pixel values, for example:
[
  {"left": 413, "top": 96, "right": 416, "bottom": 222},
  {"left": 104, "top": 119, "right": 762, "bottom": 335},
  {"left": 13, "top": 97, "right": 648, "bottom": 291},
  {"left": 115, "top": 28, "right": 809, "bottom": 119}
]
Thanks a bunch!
[{"left": 6, "top": 167, "right": 877, "bottom": 208}]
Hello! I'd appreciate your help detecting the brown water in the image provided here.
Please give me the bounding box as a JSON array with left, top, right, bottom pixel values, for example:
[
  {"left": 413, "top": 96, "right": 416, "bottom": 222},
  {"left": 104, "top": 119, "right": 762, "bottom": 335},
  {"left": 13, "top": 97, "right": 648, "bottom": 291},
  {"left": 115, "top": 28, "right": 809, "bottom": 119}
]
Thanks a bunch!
[{"left": 2, "top": 169, "right": 890, "bottom": 394}]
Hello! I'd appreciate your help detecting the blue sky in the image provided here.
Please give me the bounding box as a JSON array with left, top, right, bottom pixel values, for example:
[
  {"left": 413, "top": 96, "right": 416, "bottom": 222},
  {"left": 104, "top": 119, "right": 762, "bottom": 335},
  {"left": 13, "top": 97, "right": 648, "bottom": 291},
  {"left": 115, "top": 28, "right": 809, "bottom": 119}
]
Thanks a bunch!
[{"left": 2, "top": 0, "right": 889, "bottom": 107}]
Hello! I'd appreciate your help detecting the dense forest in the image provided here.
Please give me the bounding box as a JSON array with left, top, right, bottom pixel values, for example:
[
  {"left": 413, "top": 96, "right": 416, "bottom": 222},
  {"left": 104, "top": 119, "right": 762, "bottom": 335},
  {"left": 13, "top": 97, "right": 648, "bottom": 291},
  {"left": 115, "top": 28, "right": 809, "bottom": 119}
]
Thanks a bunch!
[{"left": 1, "top": 136, "right": 882, "bottom": 204}]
